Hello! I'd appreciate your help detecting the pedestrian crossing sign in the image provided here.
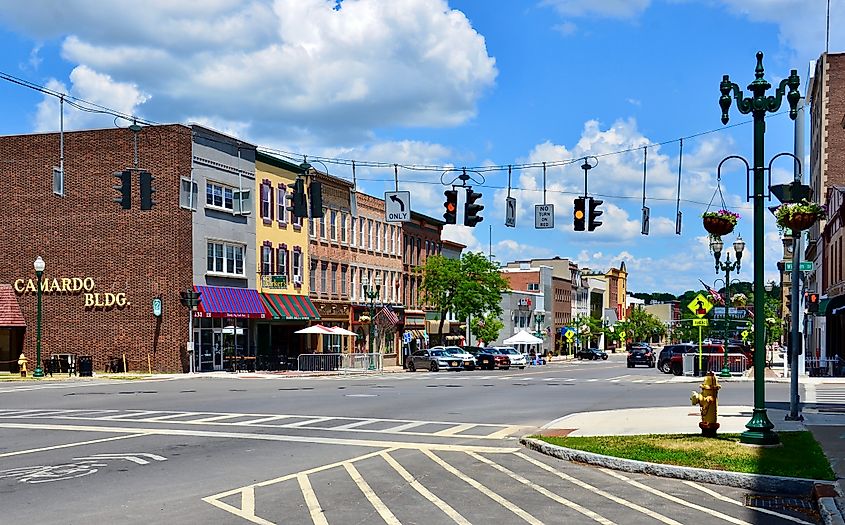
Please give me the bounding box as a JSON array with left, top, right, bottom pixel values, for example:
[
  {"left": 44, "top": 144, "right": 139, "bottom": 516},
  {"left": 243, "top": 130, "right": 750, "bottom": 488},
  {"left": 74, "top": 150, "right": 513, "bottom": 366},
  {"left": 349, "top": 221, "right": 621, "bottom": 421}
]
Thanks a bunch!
[
  {"left": 565, "top": 330, "right": 575, "bottom": 342},
  {"left": 687, "top": 293, "right": 714, "bottom": 318}
]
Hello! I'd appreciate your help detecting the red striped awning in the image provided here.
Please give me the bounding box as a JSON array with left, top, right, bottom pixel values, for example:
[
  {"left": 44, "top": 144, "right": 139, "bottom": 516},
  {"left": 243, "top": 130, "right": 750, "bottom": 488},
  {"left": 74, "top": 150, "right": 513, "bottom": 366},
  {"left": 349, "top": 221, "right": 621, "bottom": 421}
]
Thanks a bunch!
[
  {"left": 261, "top": 293, "right": 321, "bottom": 320},
  {"left": 0, "top": 284, "right": 26, "bottom": 328},
  {"left": 194, "top": 285, "right": 271, "bottom": 319}
]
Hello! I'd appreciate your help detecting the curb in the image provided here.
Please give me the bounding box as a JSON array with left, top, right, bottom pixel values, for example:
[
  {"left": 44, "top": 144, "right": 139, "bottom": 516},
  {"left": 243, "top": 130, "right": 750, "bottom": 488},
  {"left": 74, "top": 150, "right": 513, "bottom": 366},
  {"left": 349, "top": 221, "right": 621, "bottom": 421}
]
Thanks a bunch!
[
  {"left": 521, "top": 437, "right": 821, "bottom": 495},
  {"left": 819, "top": 497, "right": 845, "bottom": 525}
]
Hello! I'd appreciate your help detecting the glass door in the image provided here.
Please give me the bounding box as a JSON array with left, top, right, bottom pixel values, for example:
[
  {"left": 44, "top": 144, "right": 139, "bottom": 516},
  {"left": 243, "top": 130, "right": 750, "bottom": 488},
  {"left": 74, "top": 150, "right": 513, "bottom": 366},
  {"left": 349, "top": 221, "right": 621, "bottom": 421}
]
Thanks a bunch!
[
  {"left": 213, "top": 331, "right": 224, "bottom": 370},
  {"left": 199, "top": 329, "right": 214, "bottom": 372}
]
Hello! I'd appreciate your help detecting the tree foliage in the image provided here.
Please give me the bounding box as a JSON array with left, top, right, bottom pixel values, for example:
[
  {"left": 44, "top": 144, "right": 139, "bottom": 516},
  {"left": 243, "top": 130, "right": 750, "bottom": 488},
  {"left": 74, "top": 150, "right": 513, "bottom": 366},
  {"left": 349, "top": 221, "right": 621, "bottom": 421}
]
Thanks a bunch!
[{"left": 471, "top": 313, "right": 504, "bottom": 346}]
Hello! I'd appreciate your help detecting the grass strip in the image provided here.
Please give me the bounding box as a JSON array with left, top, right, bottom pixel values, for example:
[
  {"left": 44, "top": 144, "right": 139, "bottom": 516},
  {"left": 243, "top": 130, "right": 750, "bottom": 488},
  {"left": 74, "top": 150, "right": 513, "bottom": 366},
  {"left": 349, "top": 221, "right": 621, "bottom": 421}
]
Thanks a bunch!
[{"left": 535, "top": 431, "right": 834, "bottom": 480}]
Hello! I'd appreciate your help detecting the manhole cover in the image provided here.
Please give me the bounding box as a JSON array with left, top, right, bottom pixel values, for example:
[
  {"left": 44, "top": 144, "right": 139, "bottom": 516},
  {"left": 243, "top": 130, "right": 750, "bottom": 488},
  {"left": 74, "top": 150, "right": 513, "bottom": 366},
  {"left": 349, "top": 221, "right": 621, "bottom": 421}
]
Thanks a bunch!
[{"left": 745, "top": 494, "right": 819, "bottom": 522}]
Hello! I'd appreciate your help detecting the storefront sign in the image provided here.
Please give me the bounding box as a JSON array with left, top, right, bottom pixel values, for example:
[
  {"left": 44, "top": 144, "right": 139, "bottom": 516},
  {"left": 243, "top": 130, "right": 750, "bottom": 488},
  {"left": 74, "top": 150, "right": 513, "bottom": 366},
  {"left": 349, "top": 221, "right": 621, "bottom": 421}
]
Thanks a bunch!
[{"left": 14, "top": 277, "right": 129, "bottom": 311}]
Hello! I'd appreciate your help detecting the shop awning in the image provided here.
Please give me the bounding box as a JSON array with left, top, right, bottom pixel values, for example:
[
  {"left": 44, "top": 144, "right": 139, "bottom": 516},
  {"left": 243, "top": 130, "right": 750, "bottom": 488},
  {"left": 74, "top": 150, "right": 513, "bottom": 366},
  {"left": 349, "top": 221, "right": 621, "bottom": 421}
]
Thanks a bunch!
[
  {"left": 194, "top": 285, "right": 271, "bottom": 319},
  {"left": 261, "top": 293, "right": 321, "bottom": 320},
  {"left": 0, "top": 284, "right": 26, "bottom": 328},
  {"left": 404, "top": 310, "right": 426, "bottom": 328}
]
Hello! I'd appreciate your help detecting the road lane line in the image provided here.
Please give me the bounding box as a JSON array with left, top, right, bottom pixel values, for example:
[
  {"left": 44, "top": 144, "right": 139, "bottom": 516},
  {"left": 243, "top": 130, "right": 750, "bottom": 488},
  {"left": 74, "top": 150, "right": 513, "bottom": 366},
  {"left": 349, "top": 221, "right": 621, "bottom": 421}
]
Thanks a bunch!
[
  {"left": 343, "top": 462, "right": 402, "bottom": 525},
  {"left": 380, "top": 451, "right": 472, "bottom": 525},
  {"left": 0, "top": 433, "right": 148, "bottom": 458},
  {"left": 382, "top": 421, "right": 427, "bottom": 433},
  {"left": 298, "top": 473, "right": 329, "bottom": 525},
  {"left": 422, "top": 450, "right": 543, "bottom": 525},
  {"left": 599, "top": 468, "right": 752, "bottom": 525},
  {"left": 514, "top": 452, "right": 683, "bottom": 525},
  {"left": 468, "top": 452, "right": 615, "bottom": 525},
  {"left": 485, "top": 425, "right": 524, "bottom": 439},
  {"left": 434, "top": 423, "right": 476, "bottom": 436},
  {"left": 0, "top": 422, "right": 519, "bottom": 453},
  {"left": 681, "top": 481, "right": 815, "bottom": 525}
]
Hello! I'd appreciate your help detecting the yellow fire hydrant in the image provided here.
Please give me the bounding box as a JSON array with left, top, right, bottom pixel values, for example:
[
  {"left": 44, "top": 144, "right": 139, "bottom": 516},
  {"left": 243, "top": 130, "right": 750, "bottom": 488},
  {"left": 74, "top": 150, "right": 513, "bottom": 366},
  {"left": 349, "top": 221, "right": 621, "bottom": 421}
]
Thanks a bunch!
[
  {"left": 691, "top": 371, "right": 721, "bottom": 437},
  {"left": 17, "top": 352, "right": 28, "bottom": 378}
]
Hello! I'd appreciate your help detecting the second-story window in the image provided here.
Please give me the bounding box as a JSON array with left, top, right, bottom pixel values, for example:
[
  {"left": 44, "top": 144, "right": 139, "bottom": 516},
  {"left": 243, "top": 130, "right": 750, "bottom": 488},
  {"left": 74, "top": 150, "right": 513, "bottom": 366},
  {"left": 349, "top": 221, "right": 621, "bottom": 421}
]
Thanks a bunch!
[
  {"left": 319, "top": 215, "right": 326, "bottom": 239},
  {"left": 367, "top": 219, "right": 373, "bottom": 249},
  {"left": 292, "top": 250, "right": 302, "bottom": 283},
  {"left": 261, "top": 245, "right": 273, "bottom": 276},
  {"left": 341, "top": 265, "right": 348, "bottom": 296},
  {"left": 330, "top": 210, "right": 338, "bottom": 241},
  {"left": 206, "top": 182, "right": 234, "bottom": 211},
  {"left": 277, "top": 247, "right": 288, "bottom": 277},
  {"left": 340, "top": 213, "right": 347, "bottom": 243},
  {"left": 359, "top": 217, "right": 366, "bottom": 246},
  {"left": 375, "top": 222, "right": 380, "bottom": 252},
  {"left": 207, "top": 241, "right": 245, "bottom": 277},
  {"left": 350, "top": 216, "right": 356, "bottom": 246}
]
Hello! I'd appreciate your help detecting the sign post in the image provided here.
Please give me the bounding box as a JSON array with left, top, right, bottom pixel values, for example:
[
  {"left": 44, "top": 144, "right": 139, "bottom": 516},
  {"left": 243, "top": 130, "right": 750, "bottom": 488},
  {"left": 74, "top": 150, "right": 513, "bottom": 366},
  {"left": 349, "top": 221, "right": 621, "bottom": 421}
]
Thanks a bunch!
[{"left": 687, "top": 294, "right": 714, "bottom": 375}]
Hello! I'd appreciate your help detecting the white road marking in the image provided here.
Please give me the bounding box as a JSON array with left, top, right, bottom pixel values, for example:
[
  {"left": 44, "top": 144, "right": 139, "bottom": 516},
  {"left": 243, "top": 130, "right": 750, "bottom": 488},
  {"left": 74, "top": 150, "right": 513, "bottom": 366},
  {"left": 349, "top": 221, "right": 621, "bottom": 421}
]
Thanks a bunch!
[
  {"left": 434, "top": 423, "right": 476, "bottom": 436},
  {"left": 331, "top": 419, "right": 377, "bottom": 430},
  {"left": 0, "top": 422, "right": 519, "bottom": 453},
  {"left": 0, "top": 433, "right": 148, "bottom": 458},
  {"left": 515, "top": 452, "right": 683, "bottom": 525},
  {"left": 485, "top": 425, "right": 524, "bottom": 439},
  {"left": 99, "top": 410, "right": 161, "bottom": 420},
  {"left": 298, "top": 473, "right": 329, "bottom": 525},
  {"left": 343, "top": 462, "right": 401, "bottom": 525},
  {"left": 143, "top": 412, "right": 203, "bottom": 422},
  {"left": 469, "top": 452, "right": 615, "bottom": 525},
  {"left": 382, "top": 421, "right": 427, "bottom": 433},
  {"left": 381, "top": 451, "right": 472, "bottom": 525},
  {"left": 73, "top": 453, "right": 166, "bottom": 465},
  {"left": 238, "top": 416, "right": 290, "bottom": 425},
  {"left": 682, "top": 480, "right": 815, "bottom": 525},
  {"left": 189, "top": 414, "right": 245, "bottom": 423},
  {"left": 422, "top": 450, "right": 543, "bottom": 525},
  {"left": 285, "top": 417, "right": 334, "bottom": 428},
  {"left": 600, "top": 468, "right": 751, "bottom": 525}
]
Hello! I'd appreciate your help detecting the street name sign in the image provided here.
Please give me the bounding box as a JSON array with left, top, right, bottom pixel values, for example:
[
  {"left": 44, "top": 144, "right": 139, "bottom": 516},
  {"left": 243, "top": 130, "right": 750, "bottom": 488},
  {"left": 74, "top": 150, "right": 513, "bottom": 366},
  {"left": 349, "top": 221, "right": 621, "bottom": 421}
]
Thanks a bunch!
[
  {"left": 505, "top": 197, "right": 516, "bottom": 227},
  {"left": 686, "top": 293, "right": 714, "bottom": 318},
  {"left": 535, "top": 204, "right": 554, "bottom": 229},
  {"left": 784, "top": 261, "right": 813, "bottom": 272},
  {"left": 384, "top": 191, "right": 411, "bottom": 222}
]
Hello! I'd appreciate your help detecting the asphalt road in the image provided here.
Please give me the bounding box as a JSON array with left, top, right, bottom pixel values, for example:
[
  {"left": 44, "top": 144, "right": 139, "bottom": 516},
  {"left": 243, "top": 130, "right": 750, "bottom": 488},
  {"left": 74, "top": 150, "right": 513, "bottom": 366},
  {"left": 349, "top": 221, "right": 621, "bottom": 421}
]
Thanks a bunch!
[{"left": 0, "top": 355, "right": 815, "bottom": 525}]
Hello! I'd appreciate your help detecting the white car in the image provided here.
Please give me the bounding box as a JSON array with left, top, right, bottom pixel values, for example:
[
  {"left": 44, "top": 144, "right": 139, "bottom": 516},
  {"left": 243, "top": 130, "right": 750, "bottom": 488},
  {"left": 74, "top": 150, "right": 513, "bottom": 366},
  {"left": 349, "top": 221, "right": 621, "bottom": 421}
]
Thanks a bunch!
[
  {"left": 435, "top": 346, "right": 477, "bottom": 370},
  {"left": 494, "top": 347, "right": 527, "bottom": 369}
]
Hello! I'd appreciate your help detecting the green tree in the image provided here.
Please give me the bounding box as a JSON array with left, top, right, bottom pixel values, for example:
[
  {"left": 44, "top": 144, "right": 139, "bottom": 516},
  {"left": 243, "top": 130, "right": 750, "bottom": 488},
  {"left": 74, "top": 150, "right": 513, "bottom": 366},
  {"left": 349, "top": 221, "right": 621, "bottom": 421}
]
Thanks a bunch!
[
  {"left": 419, "top": 252, "right": 509, "bottom": 345},
  {"left": 471, "top": 313, "right": 504, "bottom": 346},
  {"left": 625, "top": 307, "right": 667, "bottom": 343}
]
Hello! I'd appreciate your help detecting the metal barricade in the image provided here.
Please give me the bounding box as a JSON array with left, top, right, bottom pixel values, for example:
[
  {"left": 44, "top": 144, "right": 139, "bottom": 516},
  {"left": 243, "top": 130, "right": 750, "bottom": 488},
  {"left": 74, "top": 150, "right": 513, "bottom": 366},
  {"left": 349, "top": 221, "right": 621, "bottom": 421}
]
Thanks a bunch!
[
  {"left": 341, "top": 353, "right": 383, "bottom": 373},
  {"left": 297, "top": 353, "right": 343, "bottom": 372},
  {"left": 683, "top": 353, "right": 747, "bottom": 376},
  {"left": 295, "top": 353, "right": 383, "bottom": 373},
  {"left": 806, "top": 357, "right": 845, "bottom": 377}
]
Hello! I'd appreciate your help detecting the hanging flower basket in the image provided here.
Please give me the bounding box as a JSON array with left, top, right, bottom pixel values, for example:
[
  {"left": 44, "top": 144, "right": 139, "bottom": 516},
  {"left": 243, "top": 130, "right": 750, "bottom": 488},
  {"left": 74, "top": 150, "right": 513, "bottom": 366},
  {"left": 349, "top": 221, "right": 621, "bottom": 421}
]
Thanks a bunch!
[
  {"left": 702, "top": 209, "right": 739, "bottom": 237},
  {"left": 775, "top": 200, "right": 826, "bottom": 232}
]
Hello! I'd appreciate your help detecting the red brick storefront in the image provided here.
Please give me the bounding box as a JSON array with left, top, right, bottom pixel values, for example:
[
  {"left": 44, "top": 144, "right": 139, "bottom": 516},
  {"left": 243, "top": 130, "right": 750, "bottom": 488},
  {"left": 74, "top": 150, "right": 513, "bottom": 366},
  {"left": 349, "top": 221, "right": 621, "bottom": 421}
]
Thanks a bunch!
[{"left": 0, "top": 125, "right": 193, "bottom": 372}]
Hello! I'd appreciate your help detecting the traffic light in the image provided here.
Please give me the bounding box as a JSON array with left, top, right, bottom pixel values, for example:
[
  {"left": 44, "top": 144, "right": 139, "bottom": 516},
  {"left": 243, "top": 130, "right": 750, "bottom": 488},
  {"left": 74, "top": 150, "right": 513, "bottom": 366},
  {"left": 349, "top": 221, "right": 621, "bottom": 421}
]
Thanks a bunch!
[
  {"left": 113, "top": 170, "right": 131, "bottom": 209},
  {"left": 309, "top": 180, "right": 323, "bottom": 218},
  {"left": 292, "top": 178, "right": 308, "bottom": 218},
  {"left": 588, "top": 198, "right": 604, "bottom": 231},
  {"left": 807, "top": 292, "right": 820, "bottom": 313},
  {"left": 573, "top": 197, "right": 586, "bottom": 231},
  {"left": 443, "top": 189, "right": 458, "bottom": 224},
  {"left": 785, "top": 293, "right": 791, "bottom": 313},
  {"left": 140, "top": 170, "right": 155, "bottom": 210},
  {"left": 464, "top": 188, "right": 483, "bottom": 227},
  {"left": 179, "top": 289, "right": 202, "bottom": 308}
]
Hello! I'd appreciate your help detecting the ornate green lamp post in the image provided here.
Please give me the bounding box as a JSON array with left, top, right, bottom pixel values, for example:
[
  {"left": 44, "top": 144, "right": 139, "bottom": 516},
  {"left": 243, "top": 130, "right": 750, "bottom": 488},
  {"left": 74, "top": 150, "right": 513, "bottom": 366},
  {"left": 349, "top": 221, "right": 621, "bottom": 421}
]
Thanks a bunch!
[
  {"left": 33, "top": 256, "right": 46, "bottom": 378},
  {"left": 361, "top": 276, "right": 381, "bottom": 353},
  {"left": 710, "top": 236, "right": 744, "bottom": 377},
  {"left": 719, "top": 52, "right": 801, "bottom": 445}
]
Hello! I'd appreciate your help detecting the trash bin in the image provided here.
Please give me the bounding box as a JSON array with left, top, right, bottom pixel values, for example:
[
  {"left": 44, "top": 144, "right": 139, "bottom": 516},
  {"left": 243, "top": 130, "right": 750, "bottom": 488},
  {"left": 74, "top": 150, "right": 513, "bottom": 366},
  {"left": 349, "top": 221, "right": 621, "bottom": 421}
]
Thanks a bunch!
[{"left": 78, "top": 355, "right": 93, "bottom": 377}]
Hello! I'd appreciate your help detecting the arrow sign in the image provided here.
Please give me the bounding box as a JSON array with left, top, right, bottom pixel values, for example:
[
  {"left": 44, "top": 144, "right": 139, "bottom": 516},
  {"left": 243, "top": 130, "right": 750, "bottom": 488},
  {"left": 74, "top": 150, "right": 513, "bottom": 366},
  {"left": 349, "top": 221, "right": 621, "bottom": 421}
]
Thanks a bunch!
[
  {"left": 384, "top": 191, "right": 411, "bottom": 222},
  {"left": 505, "top": 197, "right": 516, "bottom": 227}
]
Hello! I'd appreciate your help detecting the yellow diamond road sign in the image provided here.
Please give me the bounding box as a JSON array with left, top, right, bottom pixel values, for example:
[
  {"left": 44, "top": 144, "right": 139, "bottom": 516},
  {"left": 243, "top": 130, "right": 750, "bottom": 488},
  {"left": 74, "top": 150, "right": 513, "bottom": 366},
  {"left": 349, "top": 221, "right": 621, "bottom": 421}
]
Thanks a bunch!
[
  {"left": 687, "top": 293, "right": 714, "bottom": 318},
  {"left": 565, "top": 331, "right": 575, "bottom": 341}
]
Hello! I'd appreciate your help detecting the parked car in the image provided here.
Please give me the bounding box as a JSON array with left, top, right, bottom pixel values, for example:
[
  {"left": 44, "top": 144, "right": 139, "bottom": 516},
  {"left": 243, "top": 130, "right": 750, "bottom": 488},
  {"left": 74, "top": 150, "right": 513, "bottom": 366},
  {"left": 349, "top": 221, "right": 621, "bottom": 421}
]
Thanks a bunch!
[
  {"left": 669, "top": 343, "right": 749, "bottom": 375},
  {"left": 575, "top": 348, "right": 608, "bottom": 360},
  {"left": 476, "top": 348, "right": 511, "bottom": 370},
  {"left": 493, "top": 347, "right": 526, "bottom": 369},
  {"left": 658, "top": 344, "right": 695, "bottom": 373},
  {"left": 627, "top": 346, "right": 655, "bottom": 368},
  {"left": 461, "top": 346, "right": 485, "bottom": 357},
  {"left": 438, "top": 346, "right": 477, "bottom": 370},
  {"left": 406, "top": 349, "right": 464, "bottom": 372}
]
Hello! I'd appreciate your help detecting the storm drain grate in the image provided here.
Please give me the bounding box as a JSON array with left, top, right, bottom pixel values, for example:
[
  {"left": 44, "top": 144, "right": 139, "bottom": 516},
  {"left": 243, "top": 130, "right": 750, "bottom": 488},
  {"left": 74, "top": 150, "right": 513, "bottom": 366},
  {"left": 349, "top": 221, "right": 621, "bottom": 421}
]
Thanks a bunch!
[{"left": 745, "top": 494, "right": 819, "bottom": 522}]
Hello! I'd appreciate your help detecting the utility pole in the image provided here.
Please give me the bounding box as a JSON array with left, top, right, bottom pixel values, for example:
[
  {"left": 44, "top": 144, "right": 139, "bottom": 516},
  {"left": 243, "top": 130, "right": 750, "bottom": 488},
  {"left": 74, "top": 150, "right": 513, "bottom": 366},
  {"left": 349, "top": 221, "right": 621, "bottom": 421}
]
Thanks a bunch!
[{"left": 786, "top": 97, "right": 805, "bottom": 421}]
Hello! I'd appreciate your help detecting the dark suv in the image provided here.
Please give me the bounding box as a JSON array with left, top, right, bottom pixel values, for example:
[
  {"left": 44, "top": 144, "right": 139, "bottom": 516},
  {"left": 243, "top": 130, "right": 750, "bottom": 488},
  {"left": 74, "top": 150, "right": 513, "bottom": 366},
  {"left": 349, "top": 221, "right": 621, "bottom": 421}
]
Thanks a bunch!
[{"left": 627, "top": 345, "right": 655, "bottom": 368}]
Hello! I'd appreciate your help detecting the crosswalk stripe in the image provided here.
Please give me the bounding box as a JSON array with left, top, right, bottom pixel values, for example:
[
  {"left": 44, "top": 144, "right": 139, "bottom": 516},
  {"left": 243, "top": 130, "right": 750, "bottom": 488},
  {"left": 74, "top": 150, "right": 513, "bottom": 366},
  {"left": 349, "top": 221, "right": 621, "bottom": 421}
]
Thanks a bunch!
[
  {"left": 468, "top": 452, "right": 615, "bottom": 524},
  {"left": 682, "top": 481, "right": 814, "bottom": 525},
  {"left": 343, "top": 462, "right": 402, "bottom": 525},
  {"left": 423, "top": 450, "right": 543, "bottom": 525},
  {"left": 298, "top": 474, "right": 328, "bottom": 525},
  {"left": 383, "top": 421, "right": 427, "bottom": 433},
  {"left": 434, "top": 423, "right": 476, "bottom": 436},
  {"left": 332, "top": 419, "right": 377, "bottom": 430},
  {"left": 238, "top": 416, "right": 290, "bottom": 425},
  {"left": 285, "top": 417, "right": 333, "bottom": 428},
  {"left": 143, "top": 412, "right": 202, "bottom": 422},
  {"left": 190, "top": 414, "right": 246, "bottom": 423}
]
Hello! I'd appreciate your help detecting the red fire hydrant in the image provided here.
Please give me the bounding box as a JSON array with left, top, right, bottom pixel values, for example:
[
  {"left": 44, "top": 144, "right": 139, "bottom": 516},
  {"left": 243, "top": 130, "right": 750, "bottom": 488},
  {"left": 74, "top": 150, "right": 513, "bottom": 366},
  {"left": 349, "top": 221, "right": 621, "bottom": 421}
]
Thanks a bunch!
[{"left": 691, "top": 372, "right": 721, "bottom": 437}]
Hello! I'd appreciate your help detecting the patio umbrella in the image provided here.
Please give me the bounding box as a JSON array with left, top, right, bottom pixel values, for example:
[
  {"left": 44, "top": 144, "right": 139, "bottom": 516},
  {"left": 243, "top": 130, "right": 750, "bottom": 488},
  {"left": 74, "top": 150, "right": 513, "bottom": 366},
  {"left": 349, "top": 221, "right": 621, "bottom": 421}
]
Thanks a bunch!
[
  {"left": 329, "top": 327, "right": 357, "bottom": 336},
  {"left": 294, "top": 324, "right": 336, "bottom": 335}
]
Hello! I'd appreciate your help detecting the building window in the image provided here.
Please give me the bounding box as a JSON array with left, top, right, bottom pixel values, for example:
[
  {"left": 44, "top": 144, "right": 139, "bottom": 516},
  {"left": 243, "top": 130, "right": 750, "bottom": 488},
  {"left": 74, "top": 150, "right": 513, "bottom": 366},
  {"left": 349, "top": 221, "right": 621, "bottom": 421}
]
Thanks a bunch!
[
  {"left": 416, "top": 238, "right": 421, "bottom": 265},
  {"left": 332, "top": 264, "right": 338, "bottom": 296},
  {"left": 359, "top": 217, "right": 365, "bottom": 246},
  {"left": 350, "top": 267, "right": 357, "bottom": 300},
  {"left": 320, "top": 262, "right": 328, "bottom": 294},
  {"left": 528, "top": 283, "right": 539, "bottom": 292},
  {"left": 292, "top": 250, "right": 302, "bottom": 283},
  {"left": 309, "top": 215, "right": 316, "bottom": 237},
  {"left": 261, "top": 245, "right": 273, "bottom": 276},
  {"left": 350, "top": 216, "right": 356, "bottom": 247},
  {"left": 277, "top": 186, "right": 287, "bottom": 224},
  {"left": 206, "top": 182, "right": 234, "bottom": 211},
  {"left": 310, "top": 259, "right": 317, "bottom": 291},
  {"left": 260, "top": 182, "right": 273, "bottom": 220},
  {"left": 367, "top": 219, "right": 373, "bottom": 249},
  {"left": 180, "top": 178, "right": 198, "bottom": 210},
  {"left": 375, "top": 222, "right": 381, "bottom": 252},
  {"left": 319, "top": 215, "right": 326, "bottom": 239},
  {"left": 330, "top": 210, "right": 338, "bottom": 241},
  {"left": 341, "top": 265, "right": 348, "bottom": 296},
  {"left": 277, "top": 247, "right": 288, "bottom": 277},
  {"left": 207, "top": 241, "right": 245, "bottom": 276},
  {"left": 341, "top": 213, "right": 347, "bottom": 243}
]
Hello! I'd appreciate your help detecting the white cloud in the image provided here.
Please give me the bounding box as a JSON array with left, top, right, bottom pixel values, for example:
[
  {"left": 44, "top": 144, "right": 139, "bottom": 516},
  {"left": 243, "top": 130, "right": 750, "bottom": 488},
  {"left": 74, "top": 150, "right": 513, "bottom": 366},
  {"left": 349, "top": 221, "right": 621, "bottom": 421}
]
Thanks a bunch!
[
  {"left": 0, "top": 0, "right": 497, "bottom": 143},
  {"left": 540, "top": 0, "right": 650, "bottom": 19}
]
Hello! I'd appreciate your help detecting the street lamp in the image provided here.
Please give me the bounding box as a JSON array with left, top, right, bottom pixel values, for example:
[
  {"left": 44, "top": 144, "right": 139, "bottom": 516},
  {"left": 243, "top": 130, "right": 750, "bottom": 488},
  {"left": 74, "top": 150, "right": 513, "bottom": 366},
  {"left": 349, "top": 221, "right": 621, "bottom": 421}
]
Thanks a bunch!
[
  {"left": 33, "top": 256, "right": 46, "bottom": 378},
  {"left": 361, "top": 275, "right": 381, "bottom": 353},
  {"left": 711, "top": 236, "right": 744, "bottom": 377},
  {"left": 719, "top": 51, "right": 801, "bottom": 446}
]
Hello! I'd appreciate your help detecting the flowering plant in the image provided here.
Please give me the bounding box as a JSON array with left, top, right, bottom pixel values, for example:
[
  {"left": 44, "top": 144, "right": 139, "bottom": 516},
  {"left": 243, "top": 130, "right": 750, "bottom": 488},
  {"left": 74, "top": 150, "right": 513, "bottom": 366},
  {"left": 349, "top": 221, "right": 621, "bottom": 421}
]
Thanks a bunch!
[
  {"left": 774, "top": 199, "right": 826, "bottom": 224},
  {"left": 702, "top": 209, "right": 740, "bottom": 225}
]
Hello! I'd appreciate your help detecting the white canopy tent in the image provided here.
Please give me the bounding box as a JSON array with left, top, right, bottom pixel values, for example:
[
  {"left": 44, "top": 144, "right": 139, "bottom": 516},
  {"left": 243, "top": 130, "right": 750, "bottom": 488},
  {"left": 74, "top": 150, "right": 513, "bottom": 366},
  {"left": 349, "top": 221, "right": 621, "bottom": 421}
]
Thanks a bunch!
[{"left": 503, "top": 330, "right": 543, "bottom": 345}]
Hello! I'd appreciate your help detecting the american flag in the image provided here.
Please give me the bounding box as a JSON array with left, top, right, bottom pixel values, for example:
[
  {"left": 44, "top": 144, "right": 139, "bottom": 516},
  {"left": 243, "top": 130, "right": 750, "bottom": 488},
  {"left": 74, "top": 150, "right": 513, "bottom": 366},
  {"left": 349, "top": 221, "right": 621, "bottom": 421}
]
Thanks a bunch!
[
  {"left": 699, "top": 280, "right": 724, "bottom": 306},
  {"left": 375, "top": 306, "right": 399, "bottom": 325}
]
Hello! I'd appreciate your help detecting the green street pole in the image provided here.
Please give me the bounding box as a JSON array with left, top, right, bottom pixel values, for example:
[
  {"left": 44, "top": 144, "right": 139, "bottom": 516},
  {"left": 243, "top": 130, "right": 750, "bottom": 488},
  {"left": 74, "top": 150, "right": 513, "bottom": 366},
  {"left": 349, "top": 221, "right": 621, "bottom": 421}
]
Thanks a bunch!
[
  {"left": 720, "top": 52, "right": 800, "bottom": 446},
  {"left": 714, "top": 250, "right": 741, "bottom": 378},
  {"left": 33, "top": 257, "right": 45, "bottom": 378}
]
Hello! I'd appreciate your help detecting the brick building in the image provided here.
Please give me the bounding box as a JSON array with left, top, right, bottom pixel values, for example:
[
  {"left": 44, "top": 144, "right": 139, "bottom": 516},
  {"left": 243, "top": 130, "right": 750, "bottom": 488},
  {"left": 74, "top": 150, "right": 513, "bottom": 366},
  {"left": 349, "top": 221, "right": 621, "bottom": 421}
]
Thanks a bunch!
[{"left": 0, "top": 125, "right": 194, "bottom": 373}]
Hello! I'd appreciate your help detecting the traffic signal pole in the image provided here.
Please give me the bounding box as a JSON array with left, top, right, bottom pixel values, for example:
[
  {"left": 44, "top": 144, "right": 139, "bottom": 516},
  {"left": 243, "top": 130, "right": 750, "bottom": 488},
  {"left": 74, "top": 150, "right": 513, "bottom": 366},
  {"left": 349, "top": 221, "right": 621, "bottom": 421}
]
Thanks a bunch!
[{"left": 787, "top": 96, "right": 805, "bottom": 422}]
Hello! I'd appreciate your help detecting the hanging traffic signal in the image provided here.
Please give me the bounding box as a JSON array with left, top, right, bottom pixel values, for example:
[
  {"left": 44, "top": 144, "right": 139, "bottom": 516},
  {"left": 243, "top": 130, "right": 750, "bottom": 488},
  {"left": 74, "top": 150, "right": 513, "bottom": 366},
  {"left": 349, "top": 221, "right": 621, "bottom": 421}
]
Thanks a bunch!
[
  {"left": 309, "top": 180, "right": 323, "bottom": 218},
  {"left": 443, "top": 189, "right": 458, "bottom": 224},
  {"left": 807, "top": 292, "right": 819, "bottom": 313},
  {"left": 573, "top": 197, "right": 586, "bottom": 231},
  {"left": 588, "top": 198, "right": 604, "bottom": 231},
  {"left": 139, "top": 170, "right": 155, "bottom": 210},
  {"left": 464, "top": 188, "right": 483, "bottom": 227},
  {"left": 113, "top": 170, "right": 131, "bottom": 209},
  {"left": 179, "top": 289, "right": 202, "bottom": 308},
  {"left": 292, "top": 178, "right": 308, "bottom": 218}
]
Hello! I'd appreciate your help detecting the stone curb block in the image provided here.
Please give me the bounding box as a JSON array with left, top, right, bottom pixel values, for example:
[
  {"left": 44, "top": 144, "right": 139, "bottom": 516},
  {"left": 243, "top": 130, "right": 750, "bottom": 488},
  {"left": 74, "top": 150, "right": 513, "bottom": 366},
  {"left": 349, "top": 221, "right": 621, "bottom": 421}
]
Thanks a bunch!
[
  {"left": 819, "top": 497, "right": 845, "bottom": 525},
  {"left": 521, "top": 437, "right": 819, "bottom": 495}
]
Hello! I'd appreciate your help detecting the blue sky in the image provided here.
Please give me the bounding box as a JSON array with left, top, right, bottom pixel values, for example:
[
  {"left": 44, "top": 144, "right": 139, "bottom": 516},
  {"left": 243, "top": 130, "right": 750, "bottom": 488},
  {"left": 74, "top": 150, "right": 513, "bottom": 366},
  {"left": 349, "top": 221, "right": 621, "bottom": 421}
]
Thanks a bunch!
[{"left": 0, "top": 0, "right": 839, "bottom": 294}]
